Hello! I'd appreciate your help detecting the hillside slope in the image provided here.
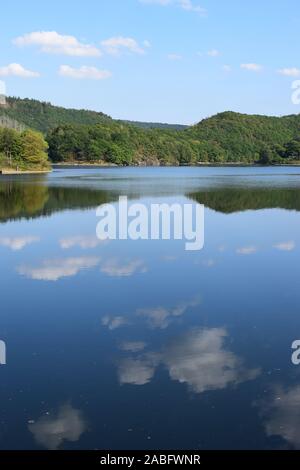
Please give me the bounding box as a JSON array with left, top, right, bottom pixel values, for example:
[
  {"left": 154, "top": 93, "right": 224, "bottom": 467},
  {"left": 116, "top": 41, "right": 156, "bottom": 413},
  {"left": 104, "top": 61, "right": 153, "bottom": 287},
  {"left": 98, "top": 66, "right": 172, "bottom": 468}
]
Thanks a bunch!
[
  {"left": 1, "top": 97, "right": 300, "bottom": 166},
  {"left": 0, "top": 97, "right": 112, "bottom": 133}
]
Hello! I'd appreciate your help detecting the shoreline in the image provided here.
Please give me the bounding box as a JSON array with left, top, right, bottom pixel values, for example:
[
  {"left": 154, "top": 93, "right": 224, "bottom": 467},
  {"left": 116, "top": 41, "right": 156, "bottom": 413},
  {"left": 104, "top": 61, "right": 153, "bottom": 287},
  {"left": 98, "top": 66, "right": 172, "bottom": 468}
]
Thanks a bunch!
[
  {"left": 2, "top": 162, "right": 300, "bottom": 175},
  {"left": 52, "top": 162, "right": 300, "bottom": 168},
  {"left": 0, "top": 168, "right": 52, "bottom": 175}
]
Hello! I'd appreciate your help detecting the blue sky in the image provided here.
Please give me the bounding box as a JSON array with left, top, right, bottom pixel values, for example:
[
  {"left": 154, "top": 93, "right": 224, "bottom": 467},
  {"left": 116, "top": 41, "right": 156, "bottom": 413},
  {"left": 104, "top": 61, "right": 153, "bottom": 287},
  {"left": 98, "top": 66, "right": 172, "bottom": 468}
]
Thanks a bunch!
[{"left": 1, "top": 0, "right": 300, "bottom": 124}]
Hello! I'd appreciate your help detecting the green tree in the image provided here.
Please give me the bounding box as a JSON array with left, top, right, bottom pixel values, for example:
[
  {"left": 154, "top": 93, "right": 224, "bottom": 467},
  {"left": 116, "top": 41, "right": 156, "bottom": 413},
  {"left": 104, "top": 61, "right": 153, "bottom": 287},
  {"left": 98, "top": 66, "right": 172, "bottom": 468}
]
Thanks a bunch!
[
  {"left": 20, "top": 129, "right": 49, "bottom": 168},
  {"left": 284, "top": 140, "right": 300, "bottom": 160}
]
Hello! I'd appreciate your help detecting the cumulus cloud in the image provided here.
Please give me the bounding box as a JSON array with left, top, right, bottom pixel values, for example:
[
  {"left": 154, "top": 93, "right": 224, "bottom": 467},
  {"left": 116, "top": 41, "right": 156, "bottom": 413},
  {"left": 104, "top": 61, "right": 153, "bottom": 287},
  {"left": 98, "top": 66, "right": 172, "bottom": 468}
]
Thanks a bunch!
[
  {"left": 28, "top": 404, "right": 87, "bottom": 450},
  {"left": 262, "top": 385, "right": 300, "bottom": 448},
  {"left": 117, "top": 328, "right": 259, "bottom": 392},
  {"left": 0, "top": 63, "right": 40, "bottom": 78},
  {"left": 101, "top": 37, "right": 146, "bottom": 55},
  {"left": 0, "top": 236, "right": 40, "bottom": 251},
  {"left": 101, "top": 315, "right": 128, "bottom": 330},
  {"left": 222, "top": 64, "right": 232, "bottom": 72},
  {"left": 137, "top": 297, "right": 200, "bottom": 329},
  {"left": 100, "top": 258, "right": 147, "bottom": 277},
  {"left": 163, "top": 328, "right": 259, "bottom": 393},
  {"left": 13, "top": 31, "right": 101, "bottom": 57},
  {"left": 59, "top": 235, "right": 107, "bottom": 250},
  {"left": 236, "top": 246, "right": 258, "bottom": 255},
  {"left": 240, "top": 63, "right": 263, "bottom": 72},
  {"left": 278, "top": 68, "right": 300, "bottom": 77},
  {"left": 17, "top": 256, "right": 100, "bottom": 281},
  {"left": 59, "top": 65, "right": 112, "bottom": 80},
  {"left": 118, "top": 355, "right": 159, "bottom": 385},
  {"left": 273, "top": 241, "right": 296, "bottom": 252}
]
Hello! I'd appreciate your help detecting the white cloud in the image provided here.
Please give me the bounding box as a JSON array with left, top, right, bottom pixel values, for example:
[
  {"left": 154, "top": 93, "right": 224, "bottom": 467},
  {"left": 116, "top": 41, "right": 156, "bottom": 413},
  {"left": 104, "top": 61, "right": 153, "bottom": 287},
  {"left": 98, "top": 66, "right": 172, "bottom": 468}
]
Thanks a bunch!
[
  {"left": 0, "top": 236, "right": 40, "bottom": 251},
  {"left": 0, "top": 63, "right": 40, "bottom": 78},
  {"left": 102, "top": 315, "right": 128, "bottom": 330},
  {"left": 273, "top": 241, "right": 296, "bottom": 252},
  {"left": 167, "top": 54, "right": 183, "bottom": 61},
  {"left": 163, "top": 328, "right": 260, "bottom": 393},
  {"left": 140, "top": 0, "right": 206, "bottom": 14},
  {"left": 278, "top": 68, "right": 300, "bottom": 77},
  {"left": 117, "top": 328, "right": 259, "bottom": 392},
  {"left": 263, "top": 385, "right": 300, "bottom": 449},
  {"left": 240, "top": 63, "right": 263, "bottom": 72},
  {"left": 101, "top": 37, "right": 146, "bottom": 56},
  {"left": 101, "top": 258, "right": 147, "bottom": 277},
  {"left": 118, "top": 356, "right": 158, "bottom": 385},
  {"left": 236, "top": 246, "right": 258, "bottom": 255},
  {"left": 207, "top": 49, "right": 220, "bottom": 57},
  {"left": 28, "top": 404, "right": 87, "bottom": 450},
  {"left": 14, "top": 31, "right": 101, "bottom": 57},
  {"left": 18, "top": 257, "right": 100, "bottom": 281},
  {"left": 137, "top": 297, "right": 200, "bottom": 329},
  {"left": 59, "top": 65, "right": 112, "bottom": 80},
  {"left": 59, "top": 235, "right": 107, "bottom": 250}
]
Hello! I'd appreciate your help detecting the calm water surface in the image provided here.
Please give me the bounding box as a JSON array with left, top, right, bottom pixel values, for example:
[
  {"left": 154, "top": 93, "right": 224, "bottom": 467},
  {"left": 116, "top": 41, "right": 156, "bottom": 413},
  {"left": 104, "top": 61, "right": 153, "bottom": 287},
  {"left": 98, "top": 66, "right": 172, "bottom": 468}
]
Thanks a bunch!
[{"left": 0, "top": 166, "right": 300, "bottom": 450}]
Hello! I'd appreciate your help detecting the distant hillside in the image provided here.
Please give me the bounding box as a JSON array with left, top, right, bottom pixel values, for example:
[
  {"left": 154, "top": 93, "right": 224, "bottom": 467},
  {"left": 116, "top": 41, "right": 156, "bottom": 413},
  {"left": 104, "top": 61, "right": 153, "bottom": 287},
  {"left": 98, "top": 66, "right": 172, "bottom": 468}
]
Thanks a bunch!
[
  {"left": 185, "top": 111, "right": 300, "bottom": 163},
  {"left": 1, "top": 97, "right": 300, "bottom": 166},
  {"left": 0, "top": 97, "right": 186, "bottom": 133},
  {"left": 0, "top": 97, "right": 112, "bottom": 133},
  {"left": 123, "top": 120, "right": 187, "bottom": 130},
  {"left": 46, "top": 110, "right": 300, "bottom": 166}
]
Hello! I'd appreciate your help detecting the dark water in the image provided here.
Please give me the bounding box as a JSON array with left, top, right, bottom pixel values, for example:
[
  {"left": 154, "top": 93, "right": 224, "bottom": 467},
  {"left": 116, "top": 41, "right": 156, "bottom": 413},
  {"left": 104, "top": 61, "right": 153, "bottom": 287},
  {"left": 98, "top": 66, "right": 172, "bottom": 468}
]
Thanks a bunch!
[{"left": 0, "top": 166, "right": 300, "bottom": 450}]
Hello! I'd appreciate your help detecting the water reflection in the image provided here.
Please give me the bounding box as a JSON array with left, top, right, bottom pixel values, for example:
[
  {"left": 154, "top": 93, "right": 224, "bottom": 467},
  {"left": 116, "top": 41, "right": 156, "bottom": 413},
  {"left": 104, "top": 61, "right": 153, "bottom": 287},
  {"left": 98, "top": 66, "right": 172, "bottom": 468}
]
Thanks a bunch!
[
  {"left": 0, "top": 235, "right": 40, "bottom": 251},
  {"left": 261, "top": 385, "right": 300, "bottom": 449},
  {"left": 18, "top": 256, "right": 100, "bottom": 281},
  {"left": 100, "top": 258, "right": 147, "bottom": 277},
  {"left": 137, "top": 298, "right": 200, "bottom": 329},
  {"left": 28, "top": 404, "right": 87, "bottom": 450},
  {"left": 2, "top": 178, "right": 300, "bottom": 224},
  {"left": 0, "top": 167, "right": 300, "bottom": 450},
  {"left": 118, "top": 328, "right": 260, "bottom": 393}
]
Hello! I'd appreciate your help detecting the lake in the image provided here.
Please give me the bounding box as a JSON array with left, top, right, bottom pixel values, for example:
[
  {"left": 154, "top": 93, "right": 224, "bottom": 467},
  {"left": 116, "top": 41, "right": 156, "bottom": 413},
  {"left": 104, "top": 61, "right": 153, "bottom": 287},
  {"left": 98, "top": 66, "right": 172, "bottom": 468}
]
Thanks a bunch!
[{"left": 0, "top": 166, "right": 300, "bottom": 450}]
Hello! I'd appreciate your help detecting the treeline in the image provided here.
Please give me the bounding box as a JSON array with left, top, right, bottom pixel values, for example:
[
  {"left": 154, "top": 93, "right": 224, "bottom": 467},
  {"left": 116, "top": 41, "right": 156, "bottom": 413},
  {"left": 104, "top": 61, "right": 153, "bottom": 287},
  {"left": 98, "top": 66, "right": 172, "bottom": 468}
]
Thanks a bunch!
[
  {"left": 2, "top": 182, "right": 300, "bottom": 223},
  {"left": 47, "top": 112, "right": 300, "bottom": 166},
  {"left": 2, "top": 97, "right": 300, "bottom": 166},
  {"left": 0, "top": 127, "right": 50, "bottom": 171},
  {"left": 47, "top": 122, "right": 198, "bottom": 166},
  {"left": 186, "top": 111, "right": 300, "bottom": 163},
  {"left": 1, "top": 97, "right": 111, "bottom": 133}
]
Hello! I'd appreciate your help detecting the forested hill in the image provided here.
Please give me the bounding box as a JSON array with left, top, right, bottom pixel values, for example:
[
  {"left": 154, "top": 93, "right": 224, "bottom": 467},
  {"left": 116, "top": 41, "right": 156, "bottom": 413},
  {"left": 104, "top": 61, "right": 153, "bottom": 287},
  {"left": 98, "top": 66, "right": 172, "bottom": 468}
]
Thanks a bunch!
[
  {"left": 0, "top": 96, "right": 185, "bottom": 133},
  {"left": 1, "top": 96, "right": 300, "bottom": 166},
  {"left": 0, "top": 97, "right": 112, "bottom": 133},
  {"left": 47, "top": 110, "right": 300, "bottom": 165},
  {"left": 123, "top": 120, "right": 187, "bottom": 130},
  {"left": 184, "top": 111, "right": 300, "bottom": 163}
]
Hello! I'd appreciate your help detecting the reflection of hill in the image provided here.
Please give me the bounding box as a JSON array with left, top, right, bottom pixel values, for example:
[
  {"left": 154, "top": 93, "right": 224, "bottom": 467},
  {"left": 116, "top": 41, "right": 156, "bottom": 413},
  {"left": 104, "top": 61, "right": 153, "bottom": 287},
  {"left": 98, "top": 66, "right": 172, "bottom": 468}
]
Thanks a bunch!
[
  {"left": 189, "top": 188, "right": 300, "bottom": 213},
  {"left": 0, "top": 183, "right": 116, "bottom": 222},
  {"left": 1, "top": 183, "right": 300, "bottom": 222}
]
